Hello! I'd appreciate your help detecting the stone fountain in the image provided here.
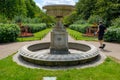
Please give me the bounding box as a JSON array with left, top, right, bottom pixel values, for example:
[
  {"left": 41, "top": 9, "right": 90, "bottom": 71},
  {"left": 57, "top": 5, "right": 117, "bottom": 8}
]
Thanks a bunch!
[
  {"left": 15, "top": 5, "right": 102, "bottom": 68},
  {"left": 43, "top": 5, "right": 74, "bottom": 54}
]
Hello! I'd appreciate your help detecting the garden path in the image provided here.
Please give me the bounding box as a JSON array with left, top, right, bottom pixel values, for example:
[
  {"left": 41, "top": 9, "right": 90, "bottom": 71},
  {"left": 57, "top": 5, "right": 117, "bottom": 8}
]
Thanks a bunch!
[{"left": 0, "top": 33, "right": 120, "bottom": 62}]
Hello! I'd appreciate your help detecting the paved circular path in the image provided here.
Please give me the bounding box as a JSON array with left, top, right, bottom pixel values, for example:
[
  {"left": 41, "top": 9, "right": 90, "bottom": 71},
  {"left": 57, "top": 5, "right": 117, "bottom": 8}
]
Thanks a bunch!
[{"left": 0, "top": 33, "right": 120, "bottom": 61}]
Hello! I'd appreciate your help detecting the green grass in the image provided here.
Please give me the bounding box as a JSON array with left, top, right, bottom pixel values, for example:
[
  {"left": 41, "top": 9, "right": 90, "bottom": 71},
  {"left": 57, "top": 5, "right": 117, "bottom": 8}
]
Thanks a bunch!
[
  {"left": 0, "top": 55, "right": 120, "bottom": 80},
  {"left": 17, "top": 28, "right": 51, "bottom": 42},
  {"left": 67, "top": 28, "right": 97, "bottom": 41}
]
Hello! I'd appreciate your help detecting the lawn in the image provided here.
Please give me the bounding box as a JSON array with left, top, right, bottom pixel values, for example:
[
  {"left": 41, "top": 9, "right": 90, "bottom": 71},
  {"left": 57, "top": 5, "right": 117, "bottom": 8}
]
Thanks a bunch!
[
  {"left": 0, "top": 55, "right": 120, "bottom": 80},
  {"left": 67, "top": 28, "right": 97, "bottom": 41},
  {"left": 17, "top": 28, "right": 51, "bottom": 42}
]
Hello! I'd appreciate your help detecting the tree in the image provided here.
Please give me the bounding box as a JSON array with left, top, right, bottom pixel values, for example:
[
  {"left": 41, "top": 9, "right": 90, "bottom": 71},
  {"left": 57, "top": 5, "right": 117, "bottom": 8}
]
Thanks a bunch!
[
  {"left": 76, "top": 0, "right": 97, "bottom": 20},
  {"left": 93, "top": 0, "right": 120, "bottom": 26},
  {"left": 25, "top": 0, "right": 41, "bottom": 18},
  {"left": 0, "top": 0, "right": 42, "bottom": 19},
  {"left": 75, "top": 0, "right": 120, "bottom": 26},
  {"left": 0, "top": 0, "right": 27, "bottom": 19},
  {"left": 63, "top": 11, "right": 78, "bottom": 26}
]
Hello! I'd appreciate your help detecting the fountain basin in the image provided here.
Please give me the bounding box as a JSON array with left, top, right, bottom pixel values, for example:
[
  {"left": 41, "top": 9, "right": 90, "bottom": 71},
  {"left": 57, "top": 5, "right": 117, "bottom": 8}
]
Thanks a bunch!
[
  {"left": 18, "top": 42, "right": 99, "bottom": 66},
  {"left": 43, "top": 5, "right": 74, "bottom": 17}
]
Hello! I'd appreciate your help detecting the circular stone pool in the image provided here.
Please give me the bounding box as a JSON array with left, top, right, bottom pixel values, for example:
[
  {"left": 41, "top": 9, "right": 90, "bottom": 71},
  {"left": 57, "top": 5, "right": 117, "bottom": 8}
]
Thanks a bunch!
[{"left": 17, "top": 42, "right": 100, "bottom": 66}]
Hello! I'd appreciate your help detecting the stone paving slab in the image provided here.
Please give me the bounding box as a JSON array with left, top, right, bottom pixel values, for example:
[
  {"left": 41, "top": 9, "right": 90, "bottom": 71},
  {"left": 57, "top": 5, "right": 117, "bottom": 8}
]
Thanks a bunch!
[{"left": 0, "top": 32, "right": 120, "bottom": 61}]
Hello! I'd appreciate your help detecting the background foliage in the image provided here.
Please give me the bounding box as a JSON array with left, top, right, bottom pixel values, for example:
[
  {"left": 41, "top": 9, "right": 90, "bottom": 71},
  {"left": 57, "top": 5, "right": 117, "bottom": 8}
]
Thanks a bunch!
[
  {"left": 0, "top": 0, "right": 55, "bottom": 24},
  {"left": 69, "top": 23, "right": 90, "bottom": 33},
  {"left": 0, "top": 24, "right": 20, "bottom": 43},
  {"left": 104, "top": 17, "right": 120, "bottom": 42},
  {"left": 75, "top": 0, "right": 120, "bottom": 26},
  {"left": 23, "top": 23, "right": 47, "bottom": 33}
]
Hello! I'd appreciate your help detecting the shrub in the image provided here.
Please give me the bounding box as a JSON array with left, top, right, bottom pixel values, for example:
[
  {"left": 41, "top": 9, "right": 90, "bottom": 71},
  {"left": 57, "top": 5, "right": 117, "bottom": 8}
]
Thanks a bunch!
[
  {"left": 111, "top": 17, "right": 120, "bottom": 28},
  {"left": 69, "top": 24, "right": 91, "bottom": 33},
  {"left": 67, "top": 28, "right": 97, "bottom": 41},
  {"left": 23, "top": 23, "right": 47, "bottom": 33},
  {"left": 73, "top": 20, "right": 87, "bottom": 24},
  {"left": 13, "top": 15, "right": 23, "bottom": 23},
  {"left": 0, "top": 15, "right": 8, "bottom": 23},
  {"left": 87, "top": 15, "right": 102, "bottom": 24},
  {"left": 104, "top": 27, "right": 120, "bottom": 42},
  {"left": 0, "top": 24, "right": 20, "bottom": 43}
]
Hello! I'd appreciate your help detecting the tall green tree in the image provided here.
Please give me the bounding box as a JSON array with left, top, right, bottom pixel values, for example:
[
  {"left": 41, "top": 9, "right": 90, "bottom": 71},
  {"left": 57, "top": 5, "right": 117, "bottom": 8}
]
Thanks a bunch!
[
  {"left": 0, "top": 0, "right": 5, "bottom": 16},
  {"left": 0, "top": 0, "right": 42, "bottom": 19},
  {"left": 93, "top": 0, "right": 120, "bottom": 26},
  {"left": 76, "top": 0, "right": 97, "bottom": 20},
  {"left": 0, "top": 0, "right": 27, "bottom": 19},
  {"left": 63, "top": 11, "right": 78, "bottom": 26},
  {"left": 25, "top": 0, "right": 41, "bottom": 18},
  {"left": 75, "top": 0, "right": 120, "bottom": 26}
]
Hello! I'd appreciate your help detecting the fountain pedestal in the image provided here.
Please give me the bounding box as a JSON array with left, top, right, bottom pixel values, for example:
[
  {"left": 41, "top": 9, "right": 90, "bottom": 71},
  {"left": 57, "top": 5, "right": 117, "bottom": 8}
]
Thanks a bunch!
[
  {"left": 43, "top": 5, "right": 74, "bottom": 54},
  {"left": 50, "top": 17, "right": 69, "bottom": 54}
]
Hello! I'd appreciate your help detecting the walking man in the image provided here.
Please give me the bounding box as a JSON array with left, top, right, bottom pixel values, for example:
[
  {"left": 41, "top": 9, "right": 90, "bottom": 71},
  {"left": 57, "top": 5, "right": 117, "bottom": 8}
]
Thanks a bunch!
[{"left": 96, "top": 21, "right": 106, "bottom": 49}]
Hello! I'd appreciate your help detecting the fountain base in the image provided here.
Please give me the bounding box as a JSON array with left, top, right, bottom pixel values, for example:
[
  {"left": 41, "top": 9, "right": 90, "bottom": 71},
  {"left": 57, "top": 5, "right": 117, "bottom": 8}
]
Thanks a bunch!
[{"left": 17, "top": 42, "right": 100, "bottom": 66}]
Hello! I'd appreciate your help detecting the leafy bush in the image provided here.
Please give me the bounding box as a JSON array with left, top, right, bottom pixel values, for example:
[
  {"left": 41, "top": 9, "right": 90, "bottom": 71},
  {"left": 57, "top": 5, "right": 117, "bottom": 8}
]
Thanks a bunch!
[
  {"left": 13, "top": 16, "right": 42, "bottom": 24},
  {"left": 73, "top": 19, "right": 87, "bottom": 24},
  {"left": 87, "top": 15, "right": 102, "bottom": 24},
  {"left": 104, "top": 27, "right": 120, "bottom": 42},
  {"left": 13, "top": 15, "right": 23, "bottom": 23},
  {"left": 111, "top": 17, "right": 120, "bottom": 28},
  {"left": 0, "top": 15, "right": 8, "bottom": 23},
  {"left": 69, "top": 24, "right": 91, "bottom": 33},
  {"left": 23, "top": 23, "right": 47, "bottom": 33},
  {"left": 0, "top": 24, "right": 20, "bottom": 43}
]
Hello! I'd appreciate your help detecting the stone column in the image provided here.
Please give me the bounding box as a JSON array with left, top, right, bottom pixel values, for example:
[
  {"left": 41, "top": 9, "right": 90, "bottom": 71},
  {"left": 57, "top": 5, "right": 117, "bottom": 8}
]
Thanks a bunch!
[{"left": 50, "top": 17, "right": 69, "bottom": 54}]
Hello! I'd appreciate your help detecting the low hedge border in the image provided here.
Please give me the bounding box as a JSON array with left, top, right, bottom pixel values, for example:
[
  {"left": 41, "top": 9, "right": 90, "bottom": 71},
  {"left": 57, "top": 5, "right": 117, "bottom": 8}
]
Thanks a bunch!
[
  {"left": 0, "top": 24, "right": 20, "bottom": 43},
  {"left": 104, "top": 27, "right": 120, "bottom": 42}
]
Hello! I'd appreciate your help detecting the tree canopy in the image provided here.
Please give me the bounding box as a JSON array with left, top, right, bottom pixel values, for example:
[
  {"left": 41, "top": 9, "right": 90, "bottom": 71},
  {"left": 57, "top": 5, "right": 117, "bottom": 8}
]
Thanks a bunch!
[
  {"left": 75, "top": 0, "right": 120, "bottom": 26},
  {"left": 0, "top": 0, "right": 41, "bottom": 19},
  {"left": 0, "top": 0, "right": 55, "bottom": 24}
]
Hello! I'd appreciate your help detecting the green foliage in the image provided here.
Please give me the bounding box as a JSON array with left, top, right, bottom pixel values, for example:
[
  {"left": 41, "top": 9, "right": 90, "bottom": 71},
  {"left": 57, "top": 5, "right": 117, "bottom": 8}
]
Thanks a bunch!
[
  {"left": 0, "top": 24, "right": 20, "bottom": 43},
  {"left": 88, "top": 15, "right": 103, "bottom": 24},
  {"left": 13, "top": 16, "right": 42, "bottom": 24},
  {"left": 73, "top": 19, "right": 87, "bottom": 24},
  {"left": 104, "top": 17, "right": 120, "bottom": 42},
  {"left": 0, "top": 15, "right": 8, "bottom": 23},
  {"left": 23, "top": 23, "right": 47, "bottom": 33},
  {"left": 104, "top": 27, "right": 120, "bottom": 42},
  {"left": 67, "top": 28, "right": 97, "bottom": 41},
  {"left": 0, "top": 0, "right": 41, "bottom": 19},
  {"left": 0, "top": 0, "right": 54, "bottom": 24},
  {"left": 69, "top": 23, "right": 91, "bottom": 33},
  {"left": 76, "top": 0, "right": 97, "bottom": 20},
  {"left": 76, "top": 0, "right": 120, "bottom": 26},
  {"left": 25, "top": 0, "right": 41, "bottom": 18},
  {"left": 111, "top": 17, "right": 120, "bottom": 28},
  {"left": 0, "top": 0, "right": 27, "bottom": 19},
  {"left": 38, "top": 12, "right": 55, "bottom": 24},
  {"left": 1, "top": 55, "right": 120, "bottom": 80},
  {"left": 17, "top": 28, "right": 51, "bottom": 42},
  {"left": 14, "top": 15, "right": 23, "bottom": 23},
  {"left": 63, "top": 11, "right": 78, "bottom": 26},
  {"left": 94, "top": 0, "right": 120, "bottom": 19}
]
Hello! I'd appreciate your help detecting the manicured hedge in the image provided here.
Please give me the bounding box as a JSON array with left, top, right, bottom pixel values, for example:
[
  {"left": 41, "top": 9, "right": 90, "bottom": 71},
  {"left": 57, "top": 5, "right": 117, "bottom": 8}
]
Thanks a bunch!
[
  {"left": 23, "top": 23, "right": 47, "bottom": 33},
  {"left": 104, "top": 27, "right": 120, "bottom": 42},
  {"left": 67, "top": 28, "right": 97, "bottom": 41},
  {"left": 0, "top": 24, "right": 20, "bottom": 43},
  {"left": 69, "top": 24, "right": 90, "bottom": 33}
]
